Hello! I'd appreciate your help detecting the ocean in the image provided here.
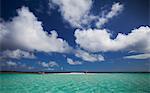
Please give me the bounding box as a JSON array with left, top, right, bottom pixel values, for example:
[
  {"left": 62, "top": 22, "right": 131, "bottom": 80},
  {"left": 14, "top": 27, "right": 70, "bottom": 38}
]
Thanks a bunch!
[{"left": 0, "top": 73, "right": 149, "bottom": 93}]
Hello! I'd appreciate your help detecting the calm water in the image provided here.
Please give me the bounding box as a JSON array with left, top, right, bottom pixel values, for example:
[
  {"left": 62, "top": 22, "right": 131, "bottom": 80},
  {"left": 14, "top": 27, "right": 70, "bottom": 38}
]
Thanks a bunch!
[{"left": 0, "top": 73, "right": 150, "bottom": 93}]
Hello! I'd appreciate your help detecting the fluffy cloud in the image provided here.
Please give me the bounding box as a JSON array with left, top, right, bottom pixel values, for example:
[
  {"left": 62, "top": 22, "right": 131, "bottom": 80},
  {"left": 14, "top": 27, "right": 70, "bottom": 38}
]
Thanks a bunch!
[
  {"left": 50, "top": 1, "right": 123, "bottom": 28},
  {"left": 50, "top": 0, "right": 93, "bottom": 28},
  {"left": 1, "top": 49, "right": 35, "bottom": 59},
  {"left": 75, "top": 49, "right": 104, "bottom": 62},
  {"left": 75, "top": 26, "right": 150, "bottom": 53},
  {"left": 96, "top": 3, "right": 123, "bottom": 28},
  {"left": 67, "top": 58, "right": 82, "bottom": 65},
  {"left": 124, "top": 53, "right": 150, "bottom": 59},
  {"left": 0, "top": 7, "right": 72, "bottom": 53},
  {"left": 38, "top": 61, "right": 59, "bottom": 68}
]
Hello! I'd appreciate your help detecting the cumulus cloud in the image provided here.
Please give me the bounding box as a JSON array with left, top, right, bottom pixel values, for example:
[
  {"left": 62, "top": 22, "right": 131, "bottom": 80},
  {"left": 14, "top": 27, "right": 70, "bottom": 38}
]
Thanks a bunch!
[
  {"left": 50, "top": 1, "right": 123, "bottom": 28},
  {"left": 38, "top": 61, "right": 59, "bottom": 68},
  {"left": 75, "top": 49, "right": 104, "bottom": 62},
  {"left": 124, "top": 53, "right": 150, "bottom": 59},
  {"left": 1, "top": 49, "right": 35, "bottom": 59},
  {"left": 67, "top": 58, "right": 82, "bottom": 65},
  {"left": 0, "top": 7, "right": 72, "bottom": 53},
  {"left": 50, "top": 0, "right": 93, "bottom": 28},
  {"left": 75, "top": 26, "right": 150, "bottom": 53},
  {"left": 96, "top": 3, "right": 123, "bottom": 28}
]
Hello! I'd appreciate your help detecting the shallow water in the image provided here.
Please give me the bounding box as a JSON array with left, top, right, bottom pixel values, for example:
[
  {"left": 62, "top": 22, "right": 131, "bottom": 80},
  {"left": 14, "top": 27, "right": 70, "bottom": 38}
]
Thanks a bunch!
[{"left": 0, "top": 73, "right": 150, "bottom": 93}]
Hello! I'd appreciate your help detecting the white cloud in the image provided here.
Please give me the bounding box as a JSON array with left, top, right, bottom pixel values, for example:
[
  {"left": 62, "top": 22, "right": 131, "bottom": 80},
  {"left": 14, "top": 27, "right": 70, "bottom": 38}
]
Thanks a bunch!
[
  {"left": 2, "top": 49, "right": 35, "bottom": 59},
  {"left": 75, "top": 26, "right": 150, "bottom": 53},
  {"left": 0, "top": 7, "right": 72, "bottom": 53},
  {"left": 39, "top": 61, "right": 49, "bottom": 68},
  {"left": 50, "top": 1, "right": 123, "bottom": 28},
  {"left": 106, "top": 3, "right": 123, "bottom": 18},
  {"left": 124, "top": 53, "right": 150, "bottom": 59},
  {"left": 6, "top": 61, "right": 17, "bottom": 66},
  {"left": 38, "top": 61, "right": 59, "bottom": 68},
  {"left": 96, "top": 3, "right": 123, "bottom": 28},
  {"left": 48, "top": 61, "right": 59, "bottom": 67},
  {"left": 75, "top": 49, "right": 104, "bottom": 62},
  {"left": 50, "top": 0, "right": 93, "bottom": 28},
  {"left": 67, "top": 58, "right": 82, "bottom": 65}
]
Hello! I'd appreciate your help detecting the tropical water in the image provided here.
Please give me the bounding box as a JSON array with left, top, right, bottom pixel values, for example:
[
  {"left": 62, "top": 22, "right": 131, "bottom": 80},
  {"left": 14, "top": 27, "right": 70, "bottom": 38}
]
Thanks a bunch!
[{"left": 0, "top": 73, "right": 150, "bottom": 93}]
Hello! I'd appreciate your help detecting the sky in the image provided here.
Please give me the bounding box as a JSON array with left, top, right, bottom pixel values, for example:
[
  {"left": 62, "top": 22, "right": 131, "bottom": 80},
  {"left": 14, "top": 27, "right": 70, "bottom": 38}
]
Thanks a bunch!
[{"left": 0, "top": 0, "right": 150, "bottom": 72}]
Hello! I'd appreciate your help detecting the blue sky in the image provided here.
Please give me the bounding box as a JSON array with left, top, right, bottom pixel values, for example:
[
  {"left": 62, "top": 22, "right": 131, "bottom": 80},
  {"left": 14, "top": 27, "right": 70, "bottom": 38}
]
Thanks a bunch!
[{"left": 0, "top": 0, "right": 150, "bottom": 72}]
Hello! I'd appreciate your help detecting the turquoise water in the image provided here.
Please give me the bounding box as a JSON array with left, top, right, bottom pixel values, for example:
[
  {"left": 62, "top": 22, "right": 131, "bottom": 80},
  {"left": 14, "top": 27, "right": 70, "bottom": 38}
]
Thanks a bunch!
[{"left": 0, "top": 73, "right": 150, "bottom": 93}]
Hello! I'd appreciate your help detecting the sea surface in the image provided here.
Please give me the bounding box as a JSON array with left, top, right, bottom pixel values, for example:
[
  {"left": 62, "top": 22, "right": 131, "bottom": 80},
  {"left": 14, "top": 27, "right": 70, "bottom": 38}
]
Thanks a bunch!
[{"left": 0, "top": 73, "right": 150, "bottom": 93}]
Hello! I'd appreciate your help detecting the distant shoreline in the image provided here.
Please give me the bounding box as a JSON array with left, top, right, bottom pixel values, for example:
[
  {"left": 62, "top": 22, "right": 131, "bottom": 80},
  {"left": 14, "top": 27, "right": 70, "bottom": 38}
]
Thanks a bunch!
[{"left": 0, "top": 71, "right": 149, "bottom": 74}]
